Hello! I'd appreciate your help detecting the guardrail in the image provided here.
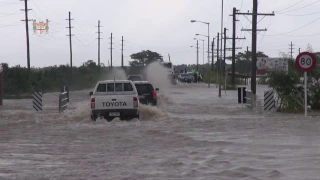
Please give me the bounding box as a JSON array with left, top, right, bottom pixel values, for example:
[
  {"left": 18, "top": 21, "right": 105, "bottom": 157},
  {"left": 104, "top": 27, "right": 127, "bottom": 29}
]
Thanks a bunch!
[{"left": 59, "top": 86, "right": 69, "bottom": 113}]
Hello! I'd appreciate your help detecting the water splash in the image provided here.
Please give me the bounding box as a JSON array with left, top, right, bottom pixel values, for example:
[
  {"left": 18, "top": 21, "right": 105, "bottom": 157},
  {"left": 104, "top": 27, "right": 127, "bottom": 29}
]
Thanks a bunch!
[{"left": 144, "top": 62, "right": 172, "bottom": 93}]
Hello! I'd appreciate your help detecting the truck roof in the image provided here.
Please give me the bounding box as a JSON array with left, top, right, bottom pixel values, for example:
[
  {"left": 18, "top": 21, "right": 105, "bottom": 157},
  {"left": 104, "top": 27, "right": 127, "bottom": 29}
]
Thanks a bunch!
[
  {"left": 98, "top": 80, "right": 133, "bottom": 83},
  {"left": 133, "top": 81, "right": 151, "bottom": 84}
]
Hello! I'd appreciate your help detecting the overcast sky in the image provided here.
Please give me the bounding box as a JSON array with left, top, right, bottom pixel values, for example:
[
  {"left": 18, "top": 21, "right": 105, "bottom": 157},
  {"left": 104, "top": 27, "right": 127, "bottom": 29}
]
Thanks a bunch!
[{"left": 0, "top": 0, "right": 319, "bottom": 67}]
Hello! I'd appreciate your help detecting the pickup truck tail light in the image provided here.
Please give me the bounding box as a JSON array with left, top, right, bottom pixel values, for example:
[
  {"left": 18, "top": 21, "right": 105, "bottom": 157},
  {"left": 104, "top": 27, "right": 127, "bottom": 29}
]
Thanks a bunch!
[
  {"left": 152, "top": 91, "right": 157, "bottom": 99},
  {"left": 133, "top": 97, "right": 138, "bottom": 107},
  {"left": 91, "top": 98, "right": 95, "bottom": 109}
]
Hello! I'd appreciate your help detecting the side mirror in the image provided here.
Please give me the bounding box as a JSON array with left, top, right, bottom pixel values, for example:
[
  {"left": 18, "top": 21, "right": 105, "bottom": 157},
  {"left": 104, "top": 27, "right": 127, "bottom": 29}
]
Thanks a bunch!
[
  {"left": 155, "top": 88, "right": 159, "bottom": 91},
  {"left": 89, "top": 92, "right": 93, "bottom": 96}
]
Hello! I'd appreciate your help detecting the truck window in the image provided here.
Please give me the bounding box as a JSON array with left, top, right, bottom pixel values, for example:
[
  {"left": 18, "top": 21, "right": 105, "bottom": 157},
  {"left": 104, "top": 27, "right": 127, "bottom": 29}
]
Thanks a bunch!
[
  {"left": 124, "top": 83, "right": 133, "bottom": 91},
  {"left": 115, "top": 83, "right": 123, "bottom": 92},
  {"left": 135, "top": 84, "right": 154, "bottom": 95},
  {"left": 107, "top": 83, "right": 114, "bottom": 92},
  {"left": 96, "top": 83, "right": 106, "bottom": 92}
]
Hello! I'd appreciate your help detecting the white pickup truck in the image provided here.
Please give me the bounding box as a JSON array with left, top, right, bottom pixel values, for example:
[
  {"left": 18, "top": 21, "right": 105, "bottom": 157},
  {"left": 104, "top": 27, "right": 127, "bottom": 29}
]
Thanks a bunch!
[{"left": 89, "top": 80, "right": 140, "bottom": 121}]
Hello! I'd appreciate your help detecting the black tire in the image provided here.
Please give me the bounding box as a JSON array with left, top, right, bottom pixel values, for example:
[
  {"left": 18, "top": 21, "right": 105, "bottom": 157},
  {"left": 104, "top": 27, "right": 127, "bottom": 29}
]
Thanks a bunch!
[
  {"left": 105, "top": 116, "right": 114, "bottom": 122},
  {"left": 152, "top": 100, "right": 157, "bottom": 106},
  {"left": 91, "top": 114, "right": 97, "bottom": 121}
]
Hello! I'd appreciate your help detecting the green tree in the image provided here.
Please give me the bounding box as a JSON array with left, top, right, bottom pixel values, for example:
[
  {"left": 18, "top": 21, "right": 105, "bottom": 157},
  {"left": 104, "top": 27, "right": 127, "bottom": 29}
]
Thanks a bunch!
[
  {"left": 234, "top": 50, "right": 268, "bottom": 75},
  {"left": 129, "top": 50, "right": 163, "bottom": 66}
]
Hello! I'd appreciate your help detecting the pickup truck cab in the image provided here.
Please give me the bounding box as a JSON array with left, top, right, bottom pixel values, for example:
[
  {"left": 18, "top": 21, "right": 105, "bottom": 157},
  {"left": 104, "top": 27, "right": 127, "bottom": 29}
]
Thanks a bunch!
[
  {"left": 133, "top": 81, "right": 159, "bottom": 106},
  {"left": 89, "top": 80, "right": 140, "bottom": 121}
]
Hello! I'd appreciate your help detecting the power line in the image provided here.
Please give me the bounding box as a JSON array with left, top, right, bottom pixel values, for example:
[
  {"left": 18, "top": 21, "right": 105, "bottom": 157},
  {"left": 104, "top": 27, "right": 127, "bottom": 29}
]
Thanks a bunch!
[
  {"left": 265, "top": 16, "right": 320, "bottom": 36},
  {"left": 277, "top": 11, "right": 320, "bottom": 16},
  {"left": 275, "top": 0, "right": 307, "bottom": 13},
  {"left": 279, "top": 0, "right": 320, "bottom": 14}
]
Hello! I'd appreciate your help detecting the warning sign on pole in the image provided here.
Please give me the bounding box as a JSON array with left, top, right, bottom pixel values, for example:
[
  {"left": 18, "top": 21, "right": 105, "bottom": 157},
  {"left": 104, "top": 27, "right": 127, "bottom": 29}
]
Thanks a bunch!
[{"left": 295, "top": 52, "right": 317, "bottom": 117}]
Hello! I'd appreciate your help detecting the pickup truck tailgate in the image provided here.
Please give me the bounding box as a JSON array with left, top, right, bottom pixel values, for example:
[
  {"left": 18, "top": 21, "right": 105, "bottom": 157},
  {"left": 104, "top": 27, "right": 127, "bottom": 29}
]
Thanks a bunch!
[{"left": 94, "top": 95, "right": 134, "bottom": 109}]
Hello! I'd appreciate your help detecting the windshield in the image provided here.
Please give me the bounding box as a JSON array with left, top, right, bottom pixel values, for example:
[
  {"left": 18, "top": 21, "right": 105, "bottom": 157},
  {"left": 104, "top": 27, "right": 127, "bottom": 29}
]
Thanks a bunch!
[
  {"left": 135, "top": 84, "right": 154, "bottom": 95},
  {"left": 181, "top": 74, "right": 191, "bottom": 77}
]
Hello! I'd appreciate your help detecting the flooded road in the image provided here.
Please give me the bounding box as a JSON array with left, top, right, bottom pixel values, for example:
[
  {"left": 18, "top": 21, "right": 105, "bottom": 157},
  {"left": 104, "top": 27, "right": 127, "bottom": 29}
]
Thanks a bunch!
[{"left": 1, "top": 83, "right": 320, "bottom": 180}]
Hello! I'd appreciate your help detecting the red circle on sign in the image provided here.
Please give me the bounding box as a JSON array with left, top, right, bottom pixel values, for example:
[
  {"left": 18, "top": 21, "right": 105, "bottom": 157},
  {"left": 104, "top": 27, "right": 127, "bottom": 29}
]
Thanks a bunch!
[{"left": 295, "top": 52, "right": 317, "bottom": 72}]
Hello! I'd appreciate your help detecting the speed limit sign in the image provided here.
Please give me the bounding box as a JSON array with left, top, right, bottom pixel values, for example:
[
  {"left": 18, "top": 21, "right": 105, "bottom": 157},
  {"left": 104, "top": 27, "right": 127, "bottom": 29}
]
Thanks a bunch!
[{"left": 296, "top": 52, "right": 316, "bottom": 72}]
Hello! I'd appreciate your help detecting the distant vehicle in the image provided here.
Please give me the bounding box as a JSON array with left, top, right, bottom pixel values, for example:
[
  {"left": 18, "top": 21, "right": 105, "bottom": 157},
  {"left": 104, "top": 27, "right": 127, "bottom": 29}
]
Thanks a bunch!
[
  {"left": 89, "top": 80, "right": 140, "bottom": 121},
  {"left": 127, "top": 74, "right": 144, "bottom": 81},
  {"left": 178, "top": 73, "right": 193, "bottom": 83},
  {"left": 159, "top": 61, "right": 176, "bottom": 85},
  {"left": 133, "top": 81, "right": 159, "bottom": 106}
]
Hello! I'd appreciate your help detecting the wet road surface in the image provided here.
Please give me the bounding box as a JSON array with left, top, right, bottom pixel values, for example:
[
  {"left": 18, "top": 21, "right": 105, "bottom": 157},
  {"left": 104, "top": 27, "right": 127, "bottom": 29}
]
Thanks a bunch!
[{"left": 0, "top": 83, "right": 320, "bottom": 180}]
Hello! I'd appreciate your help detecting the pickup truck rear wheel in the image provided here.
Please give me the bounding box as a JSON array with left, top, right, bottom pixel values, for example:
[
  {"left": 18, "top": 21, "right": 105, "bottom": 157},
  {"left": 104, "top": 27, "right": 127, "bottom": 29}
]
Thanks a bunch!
[
  {"left": 105, "top": 116, "right": 114, "bottom": 122},
  {"left": 91, "top": 114, "right": 97, "bottom": 121}
]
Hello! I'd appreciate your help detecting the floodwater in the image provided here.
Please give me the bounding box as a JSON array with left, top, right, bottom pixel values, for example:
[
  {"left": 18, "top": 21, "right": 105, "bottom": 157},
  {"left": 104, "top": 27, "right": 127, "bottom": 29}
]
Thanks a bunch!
[{"left": 0, "top": 83, "right": 320, "bottom": 180}]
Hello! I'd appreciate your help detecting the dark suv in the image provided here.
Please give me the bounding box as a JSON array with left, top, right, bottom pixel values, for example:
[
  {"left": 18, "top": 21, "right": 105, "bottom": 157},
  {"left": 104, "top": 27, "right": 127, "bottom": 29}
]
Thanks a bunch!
[
  {"left": 133, "top": 81, "right": 159, "bottom": 106},
  {"left": 127, "top": 75, "right": 144, "bottom": 81}
]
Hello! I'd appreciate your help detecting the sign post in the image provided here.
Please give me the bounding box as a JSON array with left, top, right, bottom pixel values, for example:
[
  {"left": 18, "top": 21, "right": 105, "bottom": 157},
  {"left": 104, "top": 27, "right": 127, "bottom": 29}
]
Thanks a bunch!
[
  {"left": 0, "top": 65, "right": 3, "bottom": 106},
  {"left": 295, "top": 52, "right": 317, "bottom": 117}
]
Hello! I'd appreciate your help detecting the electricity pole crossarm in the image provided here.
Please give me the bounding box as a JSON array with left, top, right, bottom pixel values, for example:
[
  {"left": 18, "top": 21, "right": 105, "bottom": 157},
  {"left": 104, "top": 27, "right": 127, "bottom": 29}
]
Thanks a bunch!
[
  {"left": 241, "top": 28, "right": 267, "bottom": 31},
  {"left": 225, "top": 37, "right": 246, "bottom": 40},
  {"left": 235, "top": 12, "right": 275, "bottom": 16},
  {"left": 225, "top": 47, "right": 242, "bottom": 50}
]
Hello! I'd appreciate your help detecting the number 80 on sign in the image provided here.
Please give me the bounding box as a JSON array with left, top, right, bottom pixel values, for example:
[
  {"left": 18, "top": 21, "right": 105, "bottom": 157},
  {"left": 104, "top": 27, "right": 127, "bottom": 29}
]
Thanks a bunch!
[{"left": 296, "top": 52, "right": 317, "bottom": 72}]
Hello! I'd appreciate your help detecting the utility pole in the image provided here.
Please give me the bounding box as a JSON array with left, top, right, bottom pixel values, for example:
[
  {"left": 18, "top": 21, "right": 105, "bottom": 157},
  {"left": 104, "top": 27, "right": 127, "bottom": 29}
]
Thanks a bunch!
[
  {"left": 202, "top": 40, "right": 205, "bottom": 65},
  {"left": 66, "top": 11, "right": 74, "bottom": 84},
  {"left": 289, "top": 41, "right": 294, "bottom": 60},
  {"left": 251, "top": 0, "right": 258, "bottom": 96},
  {"left": 223, "top": 28, "right": 227, "bottom": 76},
  {"left": 230, "top": 7, "right": 245, "bottom": 85},
  {"left": 237, "top": 1, "right": 274, "bottom": 95},
  {"left": 232, "top": 7, "right": 236, "bottom": 85},
  {"left": 211, "top": 38, "right": 215, "bottom": 70},
  {"left": 168, "top": 54, "right": 171, "bottom": 62},
  {"left": 223, "top": 28, "right": 227, "bottom": 94},
  {"left": 121, "top": 36, "right": 124, "bottom": 68},
  {"left": 299, "top": 47, "right": 301, "bottom": 54},
  {"left": 246, "top": 46, "right": 249, "bottom": 84},
  {"left": 96, "top": 20, "right": 102, "bottom": 71},
  {"left": 21, "top": 0, "right": 32, "bottom": 71},
  {"left": 217, "top": 32, "right": 221, "bottom": 97},
  {"left": 109, "top": 33, "right": 114, "bottom": 68},
  {"left": 196, "top": 40, "right": 199, "bottom": 71}
]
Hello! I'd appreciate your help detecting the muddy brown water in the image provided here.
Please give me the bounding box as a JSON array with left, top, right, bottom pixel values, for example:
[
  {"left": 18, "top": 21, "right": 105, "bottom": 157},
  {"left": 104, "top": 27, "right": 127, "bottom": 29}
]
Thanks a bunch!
[{"left": 0, "top": 84, "right": 320, "bottom": 180}]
